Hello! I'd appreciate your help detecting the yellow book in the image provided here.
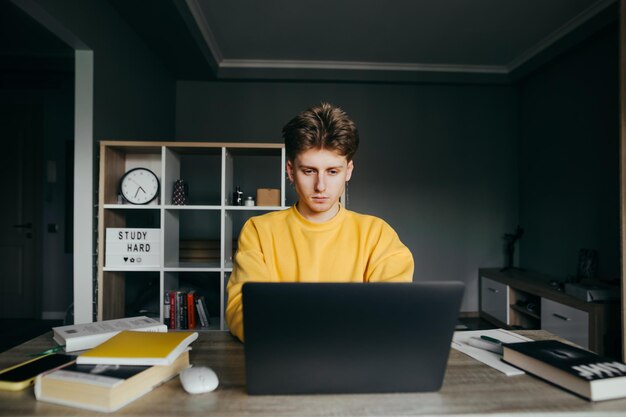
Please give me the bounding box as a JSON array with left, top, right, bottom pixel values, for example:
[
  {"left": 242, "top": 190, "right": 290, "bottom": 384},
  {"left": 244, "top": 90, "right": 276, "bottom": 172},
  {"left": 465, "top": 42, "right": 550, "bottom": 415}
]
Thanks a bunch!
[{"left": 76, "top": 330, "right": 198, "bottom": 366}]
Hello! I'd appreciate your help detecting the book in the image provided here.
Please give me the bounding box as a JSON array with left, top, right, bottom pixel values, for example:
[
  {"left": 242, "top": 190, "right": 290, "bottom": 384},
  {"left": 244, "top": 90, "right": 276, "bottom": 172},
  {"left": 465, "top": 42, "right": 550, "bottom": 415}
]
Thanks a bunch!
[
  {"left": 53, "top": 316, "right": 167, "bottom": 352},
  {"left": 196, "top": 295, "right": 210, "bottom": 328},
  {"left": 165, "top": 289, "right": 205, "bottom": 329},
  {"left": 164, "top": 291, "right": 171, "bottom": 328},
  {"left": 187, "top": 291, "right": 197, "bottom": 329},
  {"left": 76, "top": 330, "right": 198, "bottom": 366},
  {"left": 179, "top": 291, "right": 188, "bottom": 330},
  {"left": 35, "top": 350, "right": 189, "bottom": 412},
  {"left": 502, "top": 340, "right": 626, "bottom": 401},
  {"left": 169, "top": 291, "right": 176, "bottom": 329}
]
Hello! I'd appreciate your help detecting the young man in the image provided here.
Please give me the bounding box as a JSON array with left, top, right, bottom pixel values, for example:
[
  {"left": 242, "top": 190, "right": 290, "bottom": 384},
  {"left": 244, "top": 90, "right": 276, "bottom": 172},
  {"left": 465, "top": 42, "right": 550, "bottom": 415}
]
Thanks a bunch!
[{"left": 225, "top": 103, "right": 414, "bottom": 342}]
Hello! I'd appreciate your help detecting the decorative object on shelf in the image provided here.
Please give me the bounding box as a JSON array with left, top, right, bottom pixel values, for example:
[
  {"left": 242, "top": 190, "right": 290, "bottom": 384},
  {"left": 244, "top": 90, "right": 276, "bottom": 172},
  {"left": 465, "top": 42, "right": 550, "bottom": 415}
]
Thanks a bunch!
[
  {"left": 244, "top": 196, "right": 255, "bottom": 206},
  {"left": 119, "top": 167, "right": 159, "bottom": 205},
  {"left": 105, "top": 228, "right": 161, "bottom": 267},
  {"left": 171, "top": 179, "right": 188, "bottom": 205},
  {"left": 233, "top": 186, "right": 243, "bottom": 206},
  {"left": 256, "top": 188, "right": 280, "bottom": 206},
  {"left": 500, "top": 225, "right": 524, "bottom": 272},
  {"left": 576, "top": 248, "right": 598, "bottom": 281},
  {"left": 548, "top": 280, "right": 564, "bottom": 292}
]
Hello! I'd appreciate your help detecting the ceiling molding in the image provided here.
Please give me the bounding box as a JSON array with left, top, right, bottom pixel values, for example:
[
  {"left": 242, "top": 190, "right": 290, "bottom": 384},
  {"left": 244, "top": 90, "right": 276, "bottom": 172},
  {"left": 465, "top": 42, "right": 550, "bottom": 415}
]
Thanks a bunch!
[
  {"left": 506, "top": 0, "right": 617, "bottom": 73},
  {"left": 184, "top": 0, "right": 223, "bottom": 62},
  {"left": 182, "top": 0, "right": 617, "bottom": 83},
  {"left": 220, "top": 59, "right": 508, "bottom": 75},
  {"left": 216, "top": 59, "right": 510, "bottom": 84}
]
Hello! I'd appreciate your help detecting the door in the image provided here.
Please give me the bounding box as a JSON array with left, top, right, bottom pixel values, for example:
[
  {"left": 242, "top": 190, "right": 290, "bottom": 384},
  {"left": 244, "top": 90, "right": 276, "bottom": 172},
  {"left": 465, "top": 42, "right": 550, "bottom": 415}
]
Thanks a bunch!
[{"left": 0, "top": 103, "right": 42, "bottom": 318}]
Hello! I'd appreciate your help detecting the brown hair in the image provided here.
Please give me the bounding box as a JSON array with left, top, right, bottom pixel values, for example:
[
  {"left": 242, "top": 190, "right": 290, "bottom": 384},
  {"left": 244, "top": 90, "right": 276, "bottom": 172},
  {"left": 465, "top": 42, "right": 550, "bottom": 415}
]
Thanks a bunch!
[{"left": 282, "top": 102, "right": 359, "bottom": 162}]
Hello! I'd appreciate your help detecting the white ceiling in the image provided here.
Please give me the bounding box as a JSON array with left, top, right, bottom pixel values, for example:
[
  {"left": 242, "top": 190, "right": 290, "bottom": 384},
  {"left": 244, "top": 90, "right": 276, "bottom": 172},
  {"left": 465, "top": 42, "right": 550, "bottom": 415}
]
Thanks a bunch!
[{"left": 180, "top": 0, "right": 617, "bottom": 83}]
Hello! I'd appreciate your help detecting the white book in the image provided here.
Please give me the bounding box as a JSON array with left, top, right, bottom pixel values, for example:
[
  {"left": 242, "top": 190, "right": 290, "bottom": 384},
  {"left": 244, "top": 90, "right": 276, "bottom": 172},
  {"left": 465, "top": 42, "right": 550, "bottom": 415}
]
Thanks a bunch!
[{"left": 53, "top": 316, "right": 167, "bottom": 352}]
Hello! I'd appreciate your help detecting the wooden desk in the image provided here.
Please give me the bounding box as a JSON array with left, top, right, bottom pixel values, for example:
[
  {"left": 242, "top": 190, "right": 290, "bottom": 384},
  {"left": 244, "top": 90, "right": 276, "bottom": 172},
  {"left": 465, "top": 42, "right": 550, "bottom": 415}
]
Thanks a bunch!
[{"left": 1, "top": 331, "right": 626, "bottom": 416}]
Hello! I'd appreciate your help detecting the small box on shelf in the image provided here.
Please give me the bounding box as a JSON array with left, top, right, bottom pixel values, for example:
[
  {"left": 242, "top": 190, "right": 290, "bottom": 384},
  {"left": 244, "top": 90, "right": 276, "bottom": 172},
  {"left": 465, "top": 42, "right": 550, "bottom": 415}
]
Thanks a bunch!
[{"left": 256, "top": 188, "right": 280, "bottom": 206}]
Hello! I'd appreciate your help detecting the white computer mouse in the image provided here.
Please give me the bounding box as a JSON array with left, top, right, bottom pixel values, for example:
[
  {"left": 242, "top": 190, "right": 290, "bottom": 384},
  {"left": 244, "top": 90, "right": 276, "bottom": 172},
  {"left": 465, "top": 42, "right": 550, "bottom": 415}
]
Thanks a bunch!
[{"left": 179, "top": 366, "right": 219, "bottom": 394}]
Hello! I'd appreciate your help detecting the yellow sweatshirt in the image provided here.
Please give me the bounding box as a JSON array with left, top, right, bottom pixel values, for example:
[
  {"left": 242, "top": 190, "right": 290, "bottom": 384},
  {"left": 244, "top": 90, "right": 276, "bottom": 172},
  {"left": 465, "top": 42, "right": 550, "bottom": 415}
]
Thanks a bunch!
[{"left": 225, "top": 205, "right": 414, "bottom": 342}]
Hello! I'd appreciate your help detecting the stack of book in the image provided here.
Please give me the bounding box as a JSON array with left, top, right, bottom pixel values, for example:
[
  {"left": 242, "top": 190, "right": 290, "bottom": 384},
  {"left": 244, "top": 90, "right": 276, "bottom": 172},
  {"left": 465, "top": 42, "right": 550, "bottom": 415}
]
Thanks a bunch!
[
  {"left": 165, "top": 290, "right": 211, "bottom": 330},
  {"left": 35, "top": 331, "right": 198, "bottom": 412}
]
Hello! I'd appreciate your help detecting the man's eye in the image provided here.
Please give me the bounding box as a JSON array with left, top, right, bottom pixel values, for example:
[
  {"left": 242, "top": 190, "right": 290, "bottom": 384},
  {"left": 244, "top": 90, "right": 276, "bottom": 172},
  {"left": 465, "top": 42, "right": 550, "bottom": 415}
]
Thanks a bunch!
[
  {"left": 328, "top": 170, "right": 339, "bottom": 175},
  {"left": 303, "top": 169, "right": 314, "bottom": 175}
]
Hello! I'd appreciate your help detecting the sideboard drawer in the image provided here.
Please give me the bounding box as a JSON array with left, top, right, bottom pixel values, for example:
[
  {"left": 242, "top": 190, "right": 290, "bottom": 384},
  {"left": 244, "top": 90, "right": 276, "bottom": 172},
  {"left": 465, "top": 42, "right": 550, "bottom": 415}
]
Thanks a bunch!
[
  {"left": 541, "top": 298, "right": 589, "bottom": 349},
  {"left": 480, "top": 276, "right": 508, "bottom": 324}
]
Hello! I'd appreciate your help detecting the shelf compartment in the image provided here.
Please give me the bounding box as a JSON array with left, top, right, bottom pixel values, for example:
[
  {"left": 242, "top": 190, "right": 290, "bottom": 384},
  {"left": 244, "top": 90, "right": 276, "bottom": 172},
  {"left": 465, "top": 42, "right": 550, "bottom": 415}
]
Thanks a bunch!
[
  {"left": 100, "top": 143, "right": 162, "bottom": 205},
  {"left": 163, "top": 209, "right": 221, "bottom": 268},
  {"left": 224, "top": 147, "right": 285, "bottom": 206},
  {"left": 102, "top": 209, "right": 161, "bottom": 270},
  {"left": 163, "top": 147, "right": 222, "bottom": 206},
  {"left": 508, "top": 287, "right": 540, "bottom": 330},
  {"left": 510, "top": 304, "right": 540, "bottom": 320},
  {"left": 163, "top": 271, "right": 221, "bottom": 330},
  {"left": 101, "top": 271, "right": 160, "bottom": 321},
  {"left": 102, "top": 208, "right": 160, "bottom": 229}
]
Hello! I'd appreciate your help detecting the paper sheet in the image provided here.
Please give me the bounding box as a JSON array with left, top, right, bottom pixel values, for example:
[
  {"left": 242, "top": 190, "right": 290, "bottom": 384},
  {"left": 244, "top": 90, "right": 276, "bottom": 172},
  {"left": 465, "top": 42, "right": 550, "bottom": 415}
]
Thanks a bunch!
[{"left": 451, "top": 328, "right": 532, "bottom": 376}]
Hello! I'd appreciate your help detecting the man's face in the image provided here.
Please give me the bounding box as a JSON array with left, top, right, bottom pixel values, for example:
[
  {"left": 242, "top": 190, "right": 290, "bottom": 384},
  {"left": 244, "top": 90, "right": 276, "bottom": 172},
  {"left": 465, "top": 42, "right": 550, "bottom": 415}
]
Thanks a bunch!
[{"left": 286, "top": 148, "right": 354, "bottom": 222}]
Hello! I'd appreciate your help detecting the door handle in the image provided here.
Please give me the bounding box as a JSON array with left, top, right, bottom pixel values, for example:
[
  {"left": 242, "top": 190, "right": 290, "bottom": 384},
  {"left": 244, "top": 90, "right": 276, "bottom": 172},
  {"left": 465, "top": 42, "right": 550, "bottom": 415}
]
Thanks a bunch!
[
  {"left": 13, "top": 222, "right": 33, "bottom": 229},
  {"left": 552, "top": 313, "right": 571, "bottom": 321}
]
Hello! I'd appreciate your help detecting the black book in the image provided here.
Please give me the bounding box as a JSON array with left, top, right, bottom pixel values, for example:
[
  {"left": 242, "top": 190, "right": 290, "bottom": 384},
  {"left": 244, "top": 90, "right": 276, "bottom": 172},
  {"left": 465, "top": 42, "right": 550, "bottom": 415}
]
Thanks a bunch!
[{"left": 502, "top": 340, "right": 626, "bottom": 401}]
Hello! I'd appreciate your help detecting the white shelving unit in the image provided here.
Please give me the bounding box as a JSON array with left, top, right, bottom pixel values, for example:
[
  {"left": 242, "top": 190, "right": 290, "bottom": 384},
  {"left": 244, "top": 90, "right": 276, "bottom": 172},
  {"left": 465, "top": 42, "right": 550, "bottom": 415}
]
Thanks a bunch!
[{"left": 97, "top": 141, "right": 288, "bottom": 330}]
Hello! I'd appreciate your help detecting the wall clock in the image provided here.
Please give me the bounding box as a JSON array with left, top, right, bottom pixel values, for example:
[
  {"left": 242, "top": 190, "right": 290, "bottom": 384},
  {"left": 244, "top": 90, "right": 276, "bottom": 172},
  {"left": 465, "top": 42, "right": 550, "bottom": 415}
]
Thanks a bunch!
[{"left": 119, "top": 167, "right": 160, "bottom": 204}]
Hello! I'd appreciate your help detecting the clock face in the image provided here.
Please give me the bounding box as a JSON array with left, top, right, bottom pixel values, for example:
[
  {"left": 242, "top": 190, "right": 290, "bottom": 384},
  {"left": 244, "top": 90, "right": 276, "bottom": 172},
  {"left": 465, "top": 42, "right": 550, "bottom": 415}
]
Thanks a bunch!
[{"left": 120, "top": 168, "right": 160, "bottom": 205}]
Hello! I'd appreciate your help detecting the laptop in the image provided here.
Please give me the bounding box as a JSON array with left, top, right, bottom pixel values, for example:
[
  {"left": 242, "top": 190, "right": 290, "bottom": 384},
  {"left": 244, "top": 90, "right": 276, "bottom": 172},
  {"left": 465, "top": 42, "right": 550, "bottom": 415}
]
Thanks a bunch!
[{"left": 242, "top": 281, "right": 464, "bottom": 395}]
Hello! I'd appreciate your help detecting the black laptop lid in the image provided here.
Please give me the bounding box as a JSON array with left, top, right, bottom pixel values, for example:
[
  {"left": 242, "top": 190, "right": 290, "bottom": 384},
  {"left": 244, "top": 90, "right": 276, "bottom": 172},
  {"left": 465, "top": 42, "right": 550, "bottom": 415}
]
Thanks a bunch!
[{"left": 242, "top": 282, "right": 464, "bottom": 395}]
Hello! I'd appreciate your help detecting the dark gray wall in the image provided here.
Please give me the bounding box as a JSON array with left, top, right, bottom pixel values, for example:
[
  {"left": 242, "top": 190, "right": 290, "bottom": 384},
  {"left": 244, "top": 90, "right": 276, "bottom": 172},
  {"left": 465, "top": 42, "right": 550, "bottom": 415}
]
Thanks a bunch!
[
  {"left": 24, "top": 0, "right": 177, "bottom": 317},
  {"left": 33, "top": 0, "right": 176, "bottom": 141},
  {"left": 176, "top": 81, "right": 519, "bottom": 311},
  {"left": 518, "top": 24, "right": 619, "bottom": 282}
]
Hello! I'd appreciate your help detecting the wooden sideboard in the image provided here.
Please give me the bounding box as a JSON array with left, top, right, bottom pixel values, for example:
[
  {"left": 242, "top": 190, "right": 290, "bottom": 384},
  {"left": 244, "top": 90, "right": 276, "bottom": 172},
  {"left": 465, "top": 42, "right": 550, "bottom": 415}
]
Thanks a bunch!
[{"left": 479, "top": 268, "right": 620, "bottom": 358}]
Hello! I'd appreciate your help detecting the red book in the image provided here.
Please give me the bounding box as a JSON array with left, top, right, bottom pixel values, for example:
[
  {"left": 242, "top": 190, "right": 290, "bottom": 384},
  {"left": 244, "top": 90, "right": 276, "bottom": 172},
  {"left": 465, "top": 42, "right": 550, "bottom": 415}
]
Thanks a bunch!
[
  {"left": 169, "top": 291, "right": 176, "bottom": 329},
  {"left": 187, "top": 291, "right": 196, "bottom": 329}
]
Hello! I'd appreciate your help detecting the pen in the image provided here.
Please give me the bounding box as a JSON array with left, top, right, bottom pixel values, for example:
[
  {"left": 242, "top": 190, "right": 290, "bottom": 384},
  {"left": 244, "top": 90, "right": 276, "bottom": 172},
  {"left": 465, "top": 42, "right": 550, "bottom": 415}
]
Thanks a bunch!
[
  {"left": 29, "top": 345, "right": 66, "bottom": 357},
  {"left": 480, "top": 335, "right": 503, "bottom": 345}
]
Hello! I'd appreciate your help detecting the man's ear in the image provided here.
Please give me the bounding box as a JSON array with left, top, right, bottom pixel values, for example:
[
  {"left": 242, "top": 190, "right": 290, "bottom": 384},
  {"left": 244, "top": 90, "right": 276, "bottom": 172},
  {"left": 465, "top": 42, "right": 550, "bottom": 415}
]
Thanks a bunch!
[
  {"left": 346, "top": 160, "right": 354, "bottom": 182},
  {"left": 286, "top": 160, "right": 294, "bottom": 182}
]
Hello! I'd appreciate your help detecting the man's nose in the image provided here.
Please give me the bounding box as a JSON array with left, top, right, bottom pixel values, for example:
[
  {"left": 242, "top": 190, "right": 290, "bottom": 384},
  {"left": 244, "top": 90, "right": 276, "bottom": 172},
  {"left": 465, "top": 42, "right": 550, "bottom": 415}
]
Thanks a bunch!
[{"left": 315, "top": 174, "right": 326, "bottom": 192}]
